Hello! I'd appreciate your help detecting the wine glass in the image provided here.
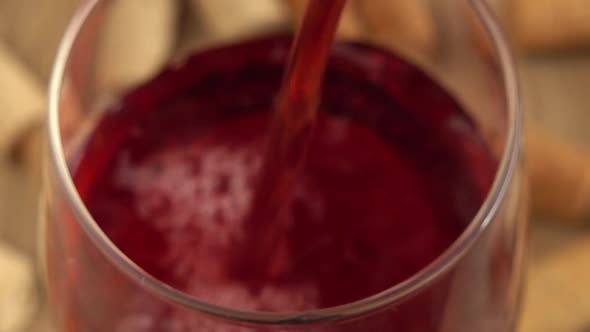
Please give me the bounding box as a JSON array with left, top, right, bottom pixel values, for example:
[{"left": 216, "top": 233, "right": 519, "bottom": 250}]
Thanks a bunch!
[{"left": 42, "top": 0, "right": 526, "bottom": 331}]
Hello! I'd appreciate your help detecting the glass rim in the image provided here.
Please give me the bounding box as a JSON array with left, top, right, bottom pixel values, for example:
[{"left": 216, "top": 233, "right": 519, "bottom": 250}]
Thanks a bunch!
[{"left": 47, "top": 0, "right": 522, "bottom": 326}]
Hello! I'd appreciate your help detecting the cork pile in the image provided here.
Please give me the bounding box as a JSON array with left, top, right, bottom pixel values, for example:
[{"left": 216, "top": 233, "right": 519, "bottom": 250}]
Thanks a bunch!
[{"left": 0, "top": 0, "right": 589, "bottom": 331}]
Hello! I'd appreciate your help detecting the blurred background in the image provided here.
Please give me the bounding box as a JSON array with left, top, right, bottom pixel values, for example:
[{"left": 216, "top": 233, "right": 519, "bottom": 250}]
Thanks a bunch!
[{"left": 0, "top": 0, "right": 589, "bottom": 331}]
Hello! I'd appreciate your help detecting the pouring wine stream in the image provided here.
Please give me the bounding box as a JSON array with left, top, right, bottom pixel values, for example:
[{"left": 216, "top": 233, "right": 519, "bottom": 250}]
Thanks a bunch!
[{"left": 242, "top": 0, "right": 347, "bottom": 277}]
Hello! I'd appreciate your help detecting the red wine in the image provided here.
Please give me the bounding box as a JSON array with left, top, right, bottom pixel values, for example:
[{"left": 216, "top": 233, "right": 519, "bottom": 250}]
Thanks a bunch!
[
  {"left": 243, "top": 0, "right": 346, "bottom": 276},
  {"left": 74, "top": 35, "right": 496, "bottom": 318}
]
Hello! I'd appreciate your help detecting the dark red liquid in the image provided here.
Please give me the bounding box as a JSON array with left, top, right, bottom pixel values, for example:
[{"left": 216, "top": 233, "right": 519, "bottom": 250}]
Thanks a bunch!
[{"left": 74, "top": 36, "right": 496, "bottom": 316}]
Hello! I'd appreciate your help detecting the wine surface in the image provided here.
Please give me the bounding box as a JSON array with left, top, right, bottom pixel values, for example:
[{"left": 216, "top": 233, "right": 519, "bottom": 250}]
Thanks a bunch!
[{"left": 75, "top": 36, "right": 496, "bottom": 312}]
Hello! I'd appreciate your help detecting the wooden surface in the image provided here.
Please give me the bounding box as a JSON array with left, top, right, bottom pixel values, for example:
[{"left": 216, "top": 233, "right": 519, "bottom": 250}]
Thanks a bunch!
[{"left": 0, "top": 55, "right": 589, "bottom": 332}]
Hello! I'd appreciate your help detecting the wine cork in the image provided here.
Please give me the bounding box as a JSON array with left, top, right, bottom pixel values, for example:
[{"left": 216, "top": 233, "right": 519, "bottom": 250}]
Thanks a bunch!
[
  {"left": 95, "top": 0, "right": 177, "bottom": 94},
  {"left": 0, "top": 0, "right": 79, "bottom": 81},
  {"left": 356, "top": 0, "right": 435, "bottom": 56},
  {"left": 0, "top": 243, "right": 37, "bottom": 332},
  {"left": 286, "top": 0, "right": 365, "bottom": 40},
  {"left": 191, "top": 0, "right": 288, "bottom": 43},
  {"left": 0, "top": 41, "right": 45, "bottom": 159},
  {"left": 509, "top": 0, "right": 590, "bottom": 51},
  {"left": 527, "top": 126, "right": 590, "bottom": 224}
]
